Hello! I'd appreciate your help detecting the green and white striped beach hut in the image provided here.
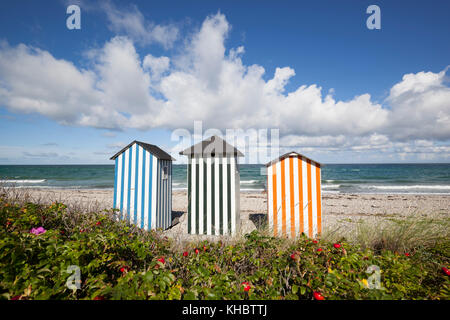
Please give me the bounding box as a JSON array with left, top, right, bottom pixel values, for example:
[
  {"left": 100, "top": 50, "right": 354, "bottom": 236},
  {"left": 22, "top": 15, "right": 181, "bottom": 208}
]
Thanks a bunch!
[{"left": 180, "top": 136, "right": 244, "bottom": 236}]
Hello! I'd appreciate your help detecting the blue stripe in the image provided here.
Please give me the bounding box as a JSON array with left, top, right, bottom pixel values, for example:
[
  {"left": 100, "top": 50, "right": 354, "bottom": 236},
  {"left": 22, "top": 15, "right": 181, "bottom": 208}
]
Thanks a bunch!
[
  {"left": 161, "top": 160, "right": 164, "bottom": 229},
  {"left": 169, "top": 162, "right": 172, "bottom": 228},
  {"left": 120, "top": 154, "right": 125, "bottom": 219},
  {"left": 159, "top": 160, "right": 162, "bottom": 229},
  {"left": 161, "top": 161, "right": 166, "bottom": 229},
  {"left": 166, "top": 161, "right": 169, "bottom": 229},
  {"left": 148, "top": 155, "right": 153, "bottom": 230},
  {"left": 141, "top": 150, "right": 146, "bottom": 229},
  {"left": 134, "top": 145, "right": 139, "bottom": 224},
  {"left": 127, "top": 148, "right": 132, "bottom": 222},
  {"left": 162, "top": 160, "right": 164, "bottom": 228},
  {"left": 113, "top": 157, "right": 118, "bottom": 208}
]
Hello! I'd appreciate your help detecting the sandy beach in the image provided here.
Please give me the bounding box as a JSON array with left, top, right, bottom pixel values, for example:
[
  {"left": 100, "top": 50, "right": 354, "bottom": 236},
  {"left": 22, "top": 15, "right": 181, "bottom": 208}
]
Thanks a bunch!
[{"left": 15, "top": 188, "right": 449, "bottom": 241}]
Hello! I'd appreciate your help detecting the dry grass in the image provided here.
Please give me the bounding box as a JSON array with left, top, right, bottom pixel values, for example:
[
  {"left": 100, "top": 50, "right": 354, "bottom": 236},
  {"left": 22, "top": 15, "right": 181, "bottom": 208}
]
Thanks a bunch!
[{"left": 322, "top": 213, "right": 450, "bottom": 253}]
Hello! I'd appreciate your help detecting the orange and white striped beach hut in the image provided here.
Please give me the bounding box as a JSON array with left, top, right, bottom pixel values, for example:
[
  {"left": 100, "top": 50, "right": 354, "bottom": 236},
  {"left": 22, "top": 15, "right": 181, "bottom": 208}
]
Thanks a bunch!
[{"left": 265, "top": 152, "right": 322, "bottom": 238}]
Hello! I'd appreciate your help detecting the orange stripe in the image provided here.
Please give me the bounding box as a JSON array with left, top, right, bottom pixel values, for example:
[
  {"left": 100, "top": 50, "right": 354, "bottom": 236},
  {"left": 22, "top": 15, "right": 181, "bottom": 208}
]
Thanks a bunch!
[
  {"left": 298, "top": 157, "right": 303, "bottom": 234},
  {"left": 280, "top": 158, "right": 287, "bottom": 237},
  {"left": 289, "top": 157, "right": 295, "bottom": 238},
  {"left": 316, "top": 164, "right": 322, "bottom": 235},
  {"left": 272, "top": 165, "right": 278, "bottom": 237},
  {"left": 306, "top": 159, "right": 313, "bottom": 238}
]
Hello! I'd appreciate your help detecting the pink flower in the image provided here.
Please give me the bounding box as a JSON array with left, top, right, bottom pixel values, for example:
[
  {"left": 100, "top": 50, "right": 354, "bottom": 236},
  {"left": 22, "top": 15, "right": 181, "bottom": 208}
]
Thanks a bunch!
[
  {"left": 317, "top": 248, "right": 323, "bottom": 252},
  {"left": 333, "top": 243, "right": 341, "bottom": 249},
  {"left": 183, "top": 251, "right": 189, "bottom": 257},
  {"left": 30, "top": 226, "right": 46, "bottom": 235},
  {"left": 404, "top": 253, "right": 410, "bottom": 257},
  {"left": 157, "top": 257, "right": 165, "bottom": 264}
]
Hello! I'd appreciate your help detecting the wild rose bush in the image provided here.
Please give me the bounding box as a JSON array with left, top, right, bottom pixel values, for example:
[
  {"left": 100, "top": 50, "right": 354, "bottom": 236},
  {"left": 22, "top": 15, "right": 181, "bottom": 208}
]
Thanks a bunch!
[{"left": 0, "top": 196, "right": 449, "bottom": 300}]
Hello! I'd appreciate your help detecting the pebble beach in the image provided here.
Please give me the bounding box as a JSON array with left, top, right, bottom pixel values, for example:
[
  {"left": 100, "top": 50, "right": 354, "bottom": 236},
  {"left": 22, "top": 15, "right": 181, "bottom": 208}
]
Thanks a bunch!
[{"left": 18, "top": 188, "right": 450, "bottom": 242}]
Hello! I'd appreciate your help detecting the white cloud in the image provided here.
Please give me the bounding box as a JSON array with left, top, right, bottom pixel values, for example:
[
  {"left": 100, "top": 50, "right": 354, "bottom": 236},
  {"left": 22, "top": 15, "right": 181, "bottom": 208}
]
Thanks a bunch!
[
  {"left": 387, "top": 68, "right": 450, "bottom": 141},
  {"left": 0, "top": 12, "right": 449, "bottom": 162},
  {"left": 101, "top": 1, "right": 178, "bottom": 49},
  {"left": 143, "top": 54, "right": 170, "bottom": 79}
]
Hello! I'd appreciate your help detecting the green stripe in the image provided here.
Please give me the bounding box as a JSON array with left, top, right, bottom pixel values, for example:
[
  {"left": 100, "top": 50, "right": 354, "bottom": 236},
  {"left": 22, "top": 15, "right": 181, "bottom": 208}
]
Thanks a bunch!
[
  {"left": 203, "top": 159, "right": 207, "bottom": 235},
  {"left": 219, "top": 160, "right": 223, "bottom": 235},
  {"left": 187, "top": 161, "right": 191, "bottom": 234},
  {"left": 211, "top": 159, "right": 215, "bottom": 235},
  {"left": 195, "top": 159, "right": 199, "bottom": 234},
  {"left": 227, "top": 159, "right": 232, "bottom": 234}
]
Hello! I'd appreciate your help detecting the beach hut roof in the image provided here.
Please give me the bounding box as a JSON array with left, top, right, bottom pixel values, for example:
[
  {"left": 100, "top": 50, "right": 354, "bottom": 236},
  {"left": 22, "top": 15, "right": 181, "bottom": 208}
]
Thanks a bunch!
[
  {"left": 110, "top": 140, "right": 175, "bottom": 161},
  {"left": 265, "top": 151, "right": 321, "bottom": 167},
  {"left": 179, "top": 135, "right": 244, "bottom": 157}
]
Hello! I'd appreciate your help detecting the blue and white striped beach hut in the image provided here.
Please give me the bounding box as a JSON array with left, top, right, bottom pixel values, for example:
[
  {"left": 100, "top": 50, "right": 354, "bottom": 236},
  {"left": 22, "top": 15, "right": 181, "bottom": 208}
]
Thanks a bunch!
[{"left": 110, "top": 141, "right": 174, "bottom": 231}]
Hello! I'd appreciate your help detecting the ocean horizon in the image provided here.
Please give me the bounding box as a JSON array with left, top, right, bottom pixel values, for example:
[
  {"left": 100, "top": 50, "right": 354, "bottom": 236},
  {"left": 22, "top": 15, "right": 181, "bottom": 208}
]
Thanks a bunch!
[{"left": 0, "top": 163, "right": 449, "bottom": 195}]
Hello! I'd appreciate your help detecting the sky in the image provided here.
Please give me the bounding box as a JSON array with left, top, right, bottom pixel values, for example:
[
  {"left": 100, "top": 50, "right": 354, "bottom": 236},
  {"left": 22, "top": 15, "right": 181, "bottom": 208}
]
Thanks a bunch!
[{"left": 0, "top": 0, "right": 449, "bottom": 164}]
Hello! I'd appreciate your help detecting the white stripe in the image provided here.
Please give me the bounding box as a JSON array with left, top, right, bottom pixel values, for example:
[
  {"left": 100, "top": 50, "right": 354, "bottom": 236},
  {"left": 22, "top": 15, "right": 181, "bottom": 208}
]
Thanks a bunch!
[
  {"left": 151, "top": 156, "right": 157, "bottom": 230},
  {"left": 116, "top": 154, "right": 122, "bottom": 211},
  {"left": 267, "top": 165, "right": 275, "bottom": 234},
  {"left": 144, "top": 151, "right": 150, "bottom": 230},
  {"left": 285, "top": 158, "right": 291, "bottom": 237},
  {"left": 317, "top": 167, "right": 321, "bottom": 234},
  {"left": 123, "top": 149, "right": 129, "bottom": 220},
  {"left": 302, "top": 158, "right": 309, "bottom": 236},
  {"left": 276, "top": 161, "right": 282, "bottom": 236},
  {"left": 311, "top": 162, "right": 318, "bottom": 238},
  {"left": 222, "top": 156, "right": 228, "bottom": 234},
  {"left": 293, "top": 158, "right": 300, "bottom": 237},
  {"left": 230, "top": 156, "right": 236, "bottom": 235},
  {"left": 198, "top": 158, "right": 204, "bottom": 234},
  {"left": 206, "top": 157, "right": 212, "bottom": 235},
  {"left": 129, "top": 144, "right": 136, "bottom": 224},
  {"left": 267, "top": 164, "right": 273, "bottom": 234},
  {"left": 136, "top": 146, "right": 143, "bottom": 227},
  {"left": 191, "top": 157, "right": 196, "bottom": 234},
  {"left": 214, "top": 157, "right": 220, "bottom": 235}
]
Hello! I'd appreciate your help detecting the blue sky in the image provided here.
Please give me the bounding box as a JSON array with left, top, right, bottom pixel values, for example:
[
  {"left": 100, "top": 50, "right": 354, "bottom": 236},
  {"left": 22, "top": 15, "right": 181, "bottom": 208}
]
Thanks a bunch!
[{"left": 0, "top": 0, "right": 449, "bottom": 164}]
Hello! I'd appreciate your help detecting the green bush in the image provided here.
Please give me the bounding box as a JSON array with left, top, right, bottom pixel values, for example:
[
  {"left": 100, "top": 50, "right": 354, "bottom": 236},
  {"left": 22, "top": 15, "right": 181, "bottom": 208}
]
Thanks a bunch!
[{"left": 0, "top": 196, "right": 449, "bottom": 300}]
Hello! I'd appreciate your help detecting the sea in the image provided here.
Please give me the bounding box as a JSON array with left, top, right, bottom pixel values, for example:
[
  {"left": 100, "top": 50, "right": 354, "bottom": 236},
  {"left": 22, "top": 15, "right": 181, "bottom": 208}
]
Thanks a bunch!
[{"left": 0, "top": 164, "right": 449, "bottom": 195}]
